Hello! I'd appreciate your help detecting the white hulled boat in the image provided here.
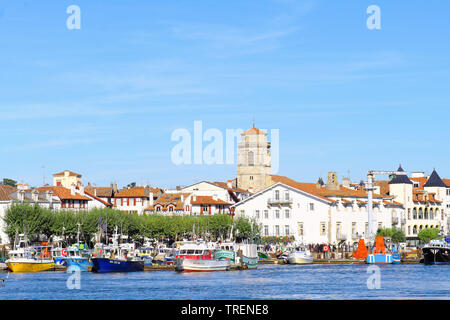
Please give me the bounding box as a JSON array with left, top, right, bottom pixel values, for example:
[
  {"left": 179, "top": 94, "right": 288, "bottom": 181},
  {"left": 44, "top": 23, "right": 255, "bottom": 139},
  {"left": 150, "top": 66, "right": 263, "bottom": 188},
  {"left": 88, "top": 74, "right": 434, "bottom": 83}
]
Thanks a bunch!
[
  {"left": 175, "top": 240, "right": 230, "bottom": 272},
  {"left": 287, "top": 245, "right": 314, "bottom": 264}
]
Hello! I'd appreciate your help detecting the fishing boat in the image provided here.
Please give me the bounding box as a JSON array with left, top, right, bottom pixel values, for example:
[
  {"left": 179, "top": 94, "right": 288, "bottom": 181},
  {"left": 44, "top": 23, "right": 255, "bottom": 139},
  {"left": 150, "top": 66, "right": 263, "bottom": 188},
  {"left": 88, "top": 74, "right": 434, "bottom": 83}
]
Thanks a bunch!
[
  {"left": 287, "top": 245, "right": 314, "bottom": 264},
  {"left": 64, "top": 245, "right": 92, "bottom": 272},
  {"left": 136, "top": 245, "right": 154, "bottom": 266},
  {"left": 214, "top": 242, "right": 258, "bottom": 269},
  {"left": 91, "top": 228, "right": 144, "bottom": 273},
  {"left": 422, "top": 239, "right": 450, "bottom": 265},
  {"left": 366, "top": 236, "right": 401, "bottom": 264},
  {"left": 6, "top": 234, "right": 55, "bottom": 273},
  {"left": 175, "top": 241, "right": 230, "bottom": 272}
]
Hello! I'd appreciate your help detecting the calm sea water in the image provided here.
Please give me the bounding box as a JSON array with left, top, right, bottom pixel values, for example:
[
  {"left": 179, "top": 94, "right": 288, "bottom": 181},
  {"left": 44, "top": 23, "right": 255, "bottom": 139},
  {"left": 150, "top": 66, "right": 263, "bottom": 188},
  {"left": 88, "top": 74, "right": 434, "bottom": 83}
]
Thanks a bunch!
[{"left": 0, "top": 264, "right": 448, "bottom": 300}]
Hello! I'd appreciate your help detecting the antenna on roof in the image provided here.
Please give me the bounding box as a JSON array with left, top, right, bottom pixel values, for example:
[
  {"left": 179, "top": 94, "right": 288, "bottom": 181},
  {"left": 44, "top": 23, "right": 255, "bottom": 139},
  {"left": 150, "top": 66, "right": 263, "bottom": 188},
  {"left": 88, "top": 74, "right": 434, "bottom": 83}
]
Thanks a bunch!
[{"left": 252, "top": 116, "right": 255, "bottom": 128}]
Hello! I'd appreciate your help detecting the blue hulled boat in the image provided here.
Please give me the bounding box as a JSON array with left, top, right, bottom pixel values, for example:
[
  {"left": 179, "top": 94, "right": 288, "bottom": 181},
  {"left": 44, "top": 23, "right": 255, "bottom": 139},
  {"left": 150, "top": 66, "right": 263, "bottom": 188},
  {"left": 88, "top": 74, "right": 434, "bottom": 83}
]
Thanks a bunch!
[
  {"left": 91, "top": 227, "right": 144, "bottom": 273},
  {"left": 366, "top": 236, "right": 402, "bottom": 264},
  {"left": 91, "top": 257, "right": 144, "bottom": 272}
]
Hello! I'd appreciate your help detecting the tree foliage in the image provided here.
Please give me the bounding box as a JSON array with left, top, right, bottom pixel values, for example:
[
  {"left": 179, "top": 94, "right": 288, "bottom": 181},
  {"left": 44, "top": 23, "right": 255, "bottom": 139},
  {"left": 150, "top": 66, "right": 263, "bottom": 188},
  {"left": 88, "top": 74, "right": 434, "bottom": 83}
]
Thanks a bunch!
[
  {"left": 376, "top": 227, "right": 406, "bottom": 243},
  {"left": 2, "top": 178, "right": 17, "bottom": 187},
  {"left": 2, "top": 204, "right": 257, "bottom": 245},
  {"left": 418, "top": 228, "right": 440, "bottom": 243}
]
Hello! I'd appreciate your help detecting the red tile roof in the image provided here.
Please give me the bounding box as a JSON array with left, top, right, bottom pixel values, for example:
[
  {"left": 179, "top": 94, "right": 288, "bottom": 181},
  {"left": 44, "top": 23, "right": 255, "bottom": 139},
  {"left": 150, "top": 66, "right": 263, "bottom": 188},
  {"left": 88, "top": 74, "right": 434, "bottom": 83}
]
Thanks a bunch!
[
  {"left": 191, "top": 196, "right": 231, "bottom": 205},
  {"left": 53, "top": 170, "right": 82, "bottom": 177},
  {"left": 147, "top": 192, "right": 190, "bottom": 211},
  {"left": 0, "top": 185, "right": 16, "bottom": 201},
  {"left": 36, "top": 186, "right": 91, "bottom": 201},
  {"left": 242, "top": 127, "right": 265, "bottom": 135},
  {"left": 271, "top": 175, "right": 387, "bottom": 203},
  {"left": 114, "top": 186, "right": 162, "bottom": 198}
]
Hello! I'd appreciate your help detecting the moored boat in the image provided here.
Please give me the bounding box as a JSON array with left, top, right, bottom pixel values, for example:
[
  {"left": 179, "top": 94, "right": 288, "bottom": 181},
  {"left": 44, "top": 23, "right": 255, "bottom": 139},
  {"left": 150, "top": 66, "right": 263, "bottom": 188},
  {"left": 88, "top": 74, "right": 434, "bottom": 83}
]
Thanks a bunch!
[
  {"left": 366, "top": 236, "right": 401, "bottom": 264},
  {"left": 64, "top": 245, "right": 92, "bottom": 272},
  {"left": 6, "top": 234, "right": 55, "bottom": 273},
  {"left": 287, "top": 246, "right": 314, "bottom": 265},
  {"left": 422, "top": 240, "right": 450, "bottom": 265},
  {"left": 214, "top": 242, "right": 258, "bottom": 269},
  {"left": 91, "top": 228, "right": 143, "bottom": 273},
  {"left": 175, "top": 241, "right": 229, "bottom": 272}
]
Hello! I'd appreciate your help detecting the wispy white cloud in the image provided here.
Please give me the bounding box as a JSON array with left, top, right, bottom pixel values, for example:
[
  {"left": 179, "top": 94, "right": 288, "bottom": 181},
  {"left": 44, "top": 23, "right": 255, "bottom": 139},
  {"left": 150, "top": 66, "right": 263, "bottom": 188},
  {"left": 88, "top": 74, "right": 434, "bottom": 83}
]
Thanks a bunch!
[{"left": 2, "top": 137, "right": 107, "bottom": 152}]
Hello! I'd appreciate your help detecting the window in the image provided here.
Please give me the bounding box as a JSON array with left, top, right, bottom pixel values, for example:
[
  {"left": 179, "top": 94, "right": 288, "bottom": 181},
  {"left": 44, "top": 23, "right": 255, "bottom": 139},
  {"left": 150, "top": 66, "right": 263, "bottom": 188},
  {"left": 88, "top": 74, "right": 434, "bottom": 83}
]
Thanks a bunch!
[
  {"left": 408, "top": 226, "right": 411, "bottom": 235},
  {"left": 298, "top": 223, "right": 304, "bottom": 236},
  {"left": 275, "top": 225, "right": 280, "bottom": 236},
  {"left": 250, "top": 176, "right": 253, "bottom": 181},
  {"left": 285, "top": 210, "right": 290, "bottom": 219},
  {"left": 320, "top": 222, "right": 326, "bottom": 236},
  {"left": 275, "top": 210, "right": 280, "bottom": 219},
  {"left": 365, "top": 223, "right": 368, "bottom": 236},
  {"left": 264, "top": 210, "right": 269, "bottom": 219},
  {"left": 378, "top": 222, "right": 382, "bottom": 230},
  {"left": 418, "top": 208, "right": 423, "bottom": 219},
  {"left": 352, "top": 222, "right": 357, "bottom": 237},
  {"left": 285, "top": 225, "right": 290, "bottom": 236},
  {"left": 336, "top": 223, "right": 341, "bottom": 238},
  {"left": 413, "top": 208, "right": 417, "bottom": 219},
  {"left": 447, "top": 189, "right": 450, "bottom": 196},
  {"left": 248, "top": 151, "right": 254, "bottom": 166},
  {"left": 255, "top": 210, "right": 260, "bottom": 219},
  {"left": 285, "top": 191, "right": 290, "bottom": 200},
  {"left": 264, "top": 225, "right": 269, "bottom": 236},
  {"left": 408, "top": 208, "right": 411, "bottom": 220},
  {"left": 309, "top": 203, "right": 315, "bottom": 211},
  {"left": 275, "top": 190, "right": 280, "bottom": 200}
]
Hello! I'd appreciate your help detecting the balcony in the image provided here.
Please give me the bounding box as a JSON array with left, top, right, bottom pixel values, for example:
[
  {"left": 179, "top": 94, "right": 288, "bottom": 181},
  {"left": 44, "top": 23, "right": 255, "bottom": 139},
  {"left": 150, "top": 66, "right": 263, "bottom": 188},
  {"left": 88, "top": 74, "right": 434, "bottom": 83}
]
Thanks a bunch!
[{"left": 267, "top": 198, "right": 293, "bottom": 206}]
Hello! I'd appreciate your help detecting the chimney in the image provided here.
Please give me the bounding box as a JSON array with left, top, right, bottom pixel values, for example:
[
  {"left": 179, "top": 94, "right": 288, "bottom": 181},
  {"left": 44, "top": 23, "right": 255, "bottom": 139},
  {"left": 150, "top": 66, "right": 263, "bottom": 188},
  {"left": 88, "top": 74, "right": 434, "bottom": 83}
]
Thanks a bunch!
[
  {"left": 32, "top": 190, "right": 39, "bottom": 202},
  {"left": 19, "top": 190, "right": 25, "bottom": 203},
  {"left": 94, "top": 188, "right": 97, "bottom": 197},
  {"left": 248, "top": 187, "right": 254, "bottom": 193},
  {"left": 193, "top": 195, "right": 197, "bottom": 201},
  {"left": 48, "top": 191, "right": 53, "bottom": 207},
  {"left": 181, "top": 194, "right": 184, "bottom": 202},
  {"left": 80, "top": 185, "right": 85, "bottom": 195},
  {"left": 149, "top": 192, "right": 154, "bottom": 206},
  {"left": 227, "top": 181, "right": 232, "bottom": 189},
  {"left": 70, "top": 184, "right": 76, "bottom": 196},
  {"left": 88, "top": 182, "right": 92, "bottom": 187},
  {"left": 213, "top": 194, "right": 218, "bottom": 201}
]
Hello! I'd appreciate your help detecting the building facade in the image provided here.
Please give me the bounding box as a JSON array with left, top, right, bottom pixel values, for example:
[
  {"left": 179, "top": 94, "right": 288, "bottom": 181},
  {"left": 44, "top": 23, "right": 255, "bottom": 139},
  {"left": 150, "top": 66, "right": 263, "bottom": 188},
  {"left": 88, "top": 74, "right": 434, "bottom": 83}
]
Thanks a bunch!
[{"left": 232, "top": 175, "right": 403, "bottom": 245}]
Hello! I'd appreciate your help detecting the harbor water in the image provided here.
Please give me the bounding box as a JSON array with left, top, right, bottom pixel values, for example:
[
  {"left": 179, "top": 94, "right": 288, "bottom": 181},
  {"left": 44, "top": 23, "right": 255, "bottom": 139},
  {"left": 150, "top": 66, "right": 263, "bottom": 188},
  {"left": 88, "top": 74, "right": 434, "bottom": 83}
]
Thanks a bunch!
[{"left": 0, "top": 264, "right": 449, "bottom": 300}]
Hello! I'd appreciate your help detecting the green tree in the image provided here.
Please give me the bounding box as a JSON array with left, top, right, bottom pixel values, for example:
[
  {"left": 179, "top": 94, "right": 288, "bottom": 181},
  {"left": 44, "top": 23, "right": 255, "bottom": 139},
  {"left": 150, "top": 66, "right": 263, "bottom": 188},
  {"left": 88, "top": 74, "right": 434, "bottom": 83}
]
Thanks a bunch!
[
  {"left": 2, "top": 178, "right": 17, "bottom": 187},
  {"left": 418, "top": 228, "right": 440, "bottom": 243},
  {"left": 3, "top": 203, "right": 52, "bottom": 241},
  {"left": 376, "top": 227, "right": 405, "bottom": 243}
]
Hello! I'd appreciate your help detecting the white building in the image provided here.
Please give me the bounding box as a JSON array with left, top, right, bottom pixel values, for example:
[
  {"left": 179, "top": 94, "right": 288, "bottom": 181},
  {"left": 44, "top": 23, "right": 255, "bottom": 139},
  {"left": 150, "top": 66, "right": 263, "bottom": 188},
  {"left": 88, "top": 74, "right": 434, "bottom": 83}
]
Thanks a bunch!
[
  {"left": 232, "top": 174, "right": 404, "bottom": 245},
  {"left": 113, "top": 186, "right": 162, "bottom": 215},
  {"left": 377, "top": 166, "right": 449, "bottom": 245}
]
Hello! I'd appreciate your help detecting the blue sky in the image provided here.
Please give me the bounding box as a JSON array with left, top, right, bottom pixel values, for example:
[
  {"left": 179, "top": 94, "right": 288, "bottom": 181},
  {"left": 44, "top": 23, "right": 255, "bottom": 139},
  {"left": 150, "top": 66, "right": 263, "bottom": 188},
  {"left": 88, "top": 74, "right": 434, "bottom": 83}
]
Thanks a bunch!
[{"left": 0, "top": 0, "right": 449, "bottom": 188}]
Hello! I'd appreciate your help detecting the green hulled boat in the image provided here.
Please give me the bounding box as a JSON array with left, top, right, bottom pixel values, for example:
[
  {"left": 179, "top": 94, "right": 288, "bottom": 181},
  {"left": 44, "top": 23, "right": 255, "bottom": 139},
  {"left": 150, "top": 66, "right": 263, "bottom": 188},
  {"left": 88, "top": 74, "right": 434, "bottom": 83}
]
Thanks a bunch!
[{"left": 214, "top": 243, "right": 258, "bottom": 269}]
